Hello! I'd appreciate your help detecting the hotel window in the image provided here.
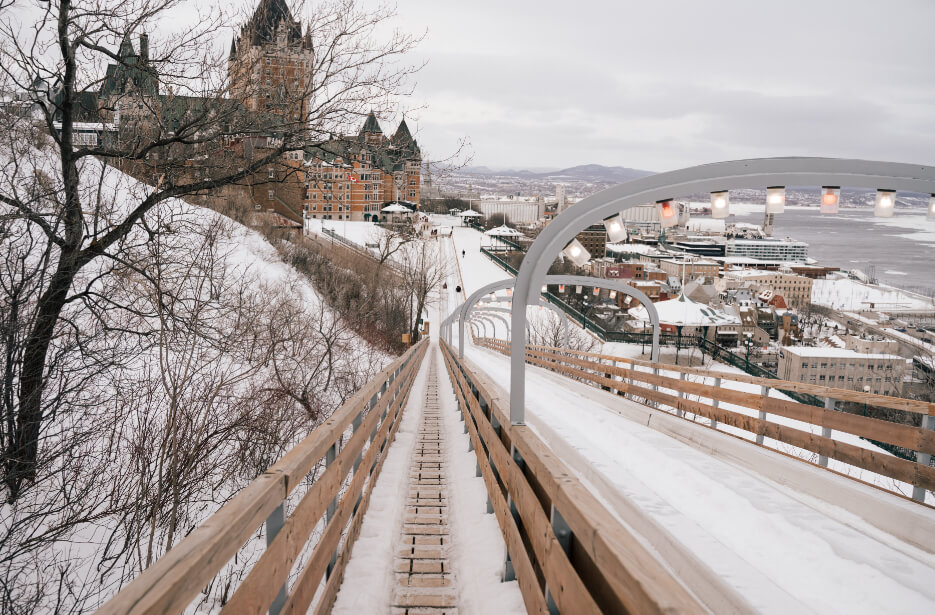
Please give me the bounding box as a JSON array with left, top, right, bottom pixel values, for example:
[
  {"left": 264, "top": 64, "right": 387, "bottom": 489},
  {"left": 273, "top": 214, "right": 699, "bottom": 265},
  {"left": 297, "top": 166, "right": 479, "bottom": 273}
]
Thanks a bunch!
[
  {"left": 267, "top": 190, "right": 274, "bottom": 200},
  {"left": 268, "top": 169, "right": 275, "bottom": 179}
]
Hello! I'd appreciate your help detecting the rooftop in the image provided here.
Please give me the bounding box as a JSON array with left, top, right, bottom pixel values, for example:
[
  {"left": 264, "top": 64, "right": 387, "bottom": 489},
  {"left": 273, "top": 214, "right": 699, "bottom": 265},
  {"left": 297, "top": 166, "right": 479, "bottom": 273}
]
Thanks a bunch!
[{"left": 781, "top": 346, "right": 906, "bottom": 360}]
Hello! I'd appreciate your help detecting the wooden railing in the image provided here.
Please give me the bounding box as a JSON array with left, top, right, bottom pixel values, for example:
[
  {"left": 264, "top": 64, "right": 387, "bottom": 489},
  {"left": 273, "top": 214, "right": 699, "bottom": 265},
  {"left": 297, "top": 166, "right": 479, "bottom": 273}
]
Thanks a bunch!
[
  {"left": 472, "top": 336, "right": 935, "bottom": 502},
  {"left": 96, "top": 339, "right": 429, "bottom": 615},
  {"left": 439, "top": 339, "right": 710, "bottom": 614}
]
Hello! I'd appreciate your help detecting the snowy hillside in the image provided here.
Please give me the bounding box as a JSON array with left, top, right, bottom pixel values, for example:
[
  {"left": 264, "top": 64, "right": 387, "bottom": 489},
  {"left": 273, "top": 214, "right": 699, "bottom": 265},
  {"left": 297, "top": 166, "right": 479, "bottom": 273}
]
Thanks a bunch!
[{"left": 0, "top": 134, "right": 388, "bottom": 613}]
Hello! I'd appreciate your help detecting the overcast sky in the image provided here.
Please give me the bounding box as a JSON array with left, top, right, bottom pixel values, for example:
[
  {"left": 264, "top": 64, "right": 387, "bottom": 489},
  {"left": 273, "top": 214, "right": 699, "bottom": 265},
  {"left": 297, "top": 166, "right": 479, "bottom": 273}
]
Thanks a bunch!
[{"left": 377, "top": 0, "right": 935, "bottom": 172}]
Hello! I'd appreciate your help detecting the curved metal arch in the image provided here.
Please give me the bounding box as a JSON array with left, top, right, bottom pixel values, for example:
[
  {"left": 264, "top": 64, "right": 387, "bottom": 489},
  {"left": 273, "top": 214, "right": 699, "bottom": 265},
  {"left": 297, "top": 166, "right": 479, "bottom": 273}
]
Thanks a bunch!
[
  {"left": 469, "top": 316, "right": 489, "bottom": 338},
  {"left": 509, "top": 157, "right": 935, "bottom": 423},
  {"left": 469, "top": 317, "right": 486, "bottom": 337},
  {"left": 475, "top": 310, "right": 512, "bottom": 340},
  {"left": 478, "top": 297, "right": 571, "bottom": 348},
  {"left": 475, "top": 315, "right": 496, "bottom": 338},
  {"left": 455, "top": 276, "right": 660, "bottom": 364}
]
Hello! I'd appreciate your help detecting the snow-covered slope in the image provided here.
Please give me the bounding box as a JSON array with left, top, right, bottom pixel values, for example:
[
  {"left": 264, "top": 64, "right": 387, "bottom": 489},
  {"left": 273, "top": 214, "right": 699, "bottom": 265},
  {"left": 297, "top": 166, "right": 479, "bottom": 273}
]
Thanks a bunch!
[{"left": 1, "top": 135, "right": 389, "bottom": 613}]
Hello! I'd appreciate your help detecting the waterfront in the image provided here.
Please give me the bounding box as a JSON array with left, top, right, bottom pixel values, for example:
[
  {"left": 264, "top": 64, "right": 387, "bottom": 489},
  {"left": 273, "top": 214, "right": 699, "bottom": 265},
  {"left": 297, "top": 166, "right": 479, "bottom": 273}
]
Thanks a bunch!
[{"left": 727, "top": 205, "right": 935, "bottom": 296}]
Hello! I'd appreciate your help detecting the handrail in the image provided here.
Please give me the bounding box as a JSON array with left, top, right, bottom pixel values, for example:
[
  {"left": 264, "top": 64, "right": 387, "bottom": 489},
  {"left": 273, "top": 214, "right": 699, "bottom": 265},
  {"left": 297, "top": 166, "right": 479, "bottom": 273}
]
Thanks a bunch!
[
  {"left": 439, "top": 340, "right": 711, "bottom": 613},
  {"left": 473, "top": 337, "right": 935, "bottom": 502},
  {"left": 522, "top": 341, "right": 934, "bottom": 416},
  {"left": 96, "top": 339, "right": 429, "bottom": 615}
]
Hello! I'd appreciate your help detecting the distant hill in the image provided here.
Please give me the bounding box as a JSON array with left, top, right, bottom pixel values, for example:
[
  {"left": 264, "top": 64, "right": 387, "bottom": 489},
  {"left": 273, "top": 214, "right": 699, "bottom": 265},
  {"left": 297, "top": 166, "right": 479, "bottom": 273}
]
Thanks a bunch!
[{"left": 460, "top": 164, "right": 654, "bottom": 183}]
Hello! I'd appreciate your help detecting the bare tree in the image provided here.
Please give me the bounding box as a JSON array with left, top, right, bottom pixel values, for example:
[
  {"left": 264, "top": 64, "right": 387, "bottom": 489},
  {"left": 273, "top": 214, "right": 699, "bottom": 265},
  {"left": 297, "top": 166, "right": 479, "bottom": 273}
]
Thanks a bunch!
[
  {"left": 399, "top": 238, "right": 446, "bottom": 343},
  {"left": 528, "top": 309, "right": 597, "bottom": 352},
  {"left": 0, "top": 0, "right": 419, "bottom": 500}
]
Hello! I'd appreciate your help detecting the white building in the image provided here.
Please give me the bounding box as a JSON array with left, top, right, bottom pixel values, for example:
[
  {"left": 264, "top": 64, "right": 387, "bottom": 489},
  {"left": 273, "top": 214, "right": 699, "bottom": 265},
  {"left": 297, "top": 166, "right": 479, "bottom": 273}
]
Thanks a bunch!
[
  {"left": 725, "top": 238, "right": 808, "bottom": 261},
  {"left": 778, "top": 346, "right": 907, "bottom": 396},
  {"left": 479, "top": 195, "right": 545, "bottom": 224}
]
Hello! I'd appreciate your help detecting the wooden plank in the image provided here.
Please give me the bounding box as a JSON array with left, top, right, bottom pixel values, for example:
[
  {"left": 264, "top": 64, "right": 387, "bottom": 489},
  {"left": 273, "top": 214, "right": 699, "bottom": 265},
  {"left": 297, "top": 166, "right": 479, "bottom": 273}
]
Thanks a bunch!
[
  {"left": 283, "top": 344, "right": 426, "bottom": 615},
  {"left": 522, "top": 342, "right": 934, "bottom": 416},
  {"left": 527, "top": 347, "right": 935, "bottom": 456},
  {"left": 442, "top": 342, "right": 707, "bottom": 614},
  {"left": 441, "top": 346, "right": 549, "bottom": 615},
  {"left": 222, "top": 345, "right": 422, "bottom": 614},
  {"left": 316, "top": 344, "right": 426, "bottom": 615},
  {"left": 627, "top": 381, "right": 935, "bottom": 492},
  {"left": 467, "top": 376, "right": 602, "bottom": 615},
  {"left": 95, "top": 473, "right": 286, "bottom": 615},
  {"left": 269, "top": 340, "right": 429, "bottom": 493},
  {"left": 519, "top": 347, "right": 935, "bottom": 492}
]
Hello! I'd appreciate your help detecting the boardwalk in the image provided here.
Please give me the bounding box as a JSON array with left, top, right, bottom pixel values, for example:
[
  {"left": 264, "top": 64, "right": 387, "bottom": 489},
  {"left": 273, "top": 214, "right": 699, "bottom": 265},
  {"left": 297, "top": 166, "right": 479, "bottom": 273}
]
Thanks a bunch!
[{"left": 392, "top": 356, "right": 458, "bottom": 614}]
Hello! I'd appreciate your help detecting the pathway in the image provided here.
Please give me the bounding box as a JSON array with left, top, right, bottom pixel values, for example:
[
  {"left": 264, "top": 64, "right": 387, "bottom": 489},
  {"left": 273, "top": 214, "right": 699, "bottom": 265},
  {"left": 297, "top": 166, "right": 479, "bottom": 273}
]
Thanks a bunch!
[{"left": 392, "top": 356, "right": 458, "bottom": 614}]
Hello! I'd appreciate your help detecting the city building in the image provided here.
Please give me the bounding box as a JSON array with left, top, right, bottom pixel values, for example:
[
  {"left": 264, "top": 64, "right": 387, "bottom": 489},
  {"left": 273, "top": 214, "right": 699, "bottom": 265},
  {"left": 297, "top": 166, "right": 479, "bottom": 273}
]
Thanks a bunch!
[
  {"left": 643, "top": 256, "right": 720, "bottom": 281},
  {"left": 778, "top": 347, "right": 907, "bottom": 396},
  {"left": 478, "top": 195, "right": 545, "bottom": 225},
  {"left": 590, "top": 259, "right": 644, "bottom": 280},
  {"left": 720, "top": 270, "right": 814, "bottom": 309},
  {"left": 725, "top": 238, "right": 809, "bottom": 261},
  {"left": 228, "top": 0, "right": 312, "bottom": 118},
  {"left": 302, "top": 113, "right": 422, "bottom": 221},
  {"left": 842, "top": 335, "right": 901, "bottom": 355},
  {"left": 575, "top": 224, "right": 608, "bottom": 260}
]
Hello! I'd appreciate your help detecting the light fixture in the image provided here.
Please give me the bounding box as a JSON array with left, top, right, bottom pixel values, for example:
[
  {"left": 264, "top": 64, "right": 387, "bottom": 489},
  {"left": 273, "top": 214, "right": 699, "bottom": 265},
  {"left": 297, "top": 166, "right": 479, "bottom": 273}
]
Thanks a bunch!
[
  {"left": 710, "top": 190, "right": 730, "bottom": 219},
  {"left": 563, "top": 238, "right": 590, "bottom": 267},
  {"left": 593, "top": 287, "right": 600, "bottom": 296},
  {"left": 603, "top": 214, "right": 628, "bottom": 243},
  {"left": 657, "top": 199, "right": 678, "bottom": 228},
  {"left": 874, "top": 189, "right": 896, "bottom": 218},
  {"left": 506, "top": 288, "right": 513, "bottom": 297},
  {"left": 820, "top": 186, "right": 840, "bottom": 214},
  {"left": 766, "top": 186, "right": 785, "bottom": 214},
  {"left": 928, "top": 194, "right": 935, "bottom": 221},
  {"left": 558, "top": 284, "right": 566, "bottom": 293}
]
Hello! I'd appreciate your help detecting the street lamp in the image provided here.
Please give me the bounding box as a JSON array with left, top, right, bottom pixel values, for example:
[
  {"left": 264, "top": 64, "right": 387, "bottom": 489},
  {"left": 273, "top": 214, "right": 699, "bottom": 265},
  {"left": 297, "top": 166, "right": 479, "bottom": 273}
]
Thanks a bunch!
[
  {"left": 710, "top": 190, "right": 730, "bottom": 219},
  {"left": 766, "top": 186, "right": 786, "bottom": 213},
  {"left": 874, "top": 189, "right": 896, "bottom": 218},
  {"left": 603, "top": 214, "right": 628, "bottom": 243},
  {"left": 820, "top": 186, "right": 840, "bottom": 214},
  {"left": 657, "top": 200, "right": 678, "bottom": 228},
  {"left": 563, "top": 238, "right": 590, "bottom": 267}
]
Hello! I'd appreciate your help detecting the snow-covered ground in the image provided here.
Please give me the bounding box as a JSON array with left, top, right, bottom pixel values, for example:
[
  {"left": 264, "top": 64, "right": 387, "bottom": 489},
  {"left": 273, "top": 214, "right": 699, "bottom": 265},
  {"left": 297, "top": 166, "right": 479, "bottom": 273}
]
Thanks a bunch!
[
  {"left": 812, "top": 277, "right": 935, "bottom": 312},
  {"left": 464, "top": 344, "right": 935, "bottom": 613},
  {"left": 331, "top": 237, "right": 525, "bottom": 614}
]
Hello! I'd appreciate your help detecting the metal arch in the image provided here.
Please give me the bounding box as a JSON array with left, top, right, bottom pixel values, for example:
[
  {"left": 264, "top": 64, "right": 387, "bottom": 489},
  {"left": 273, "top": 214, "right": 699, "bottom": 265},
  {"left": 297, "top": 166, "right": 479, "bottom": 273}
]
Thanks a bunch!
[
  {"left": 455, "top": 276, "right": 660, "bottom": 364},
  {"left": 468, "top": 320, "right": 481, "bottom": 338},
  {"left": 470, "top": 316, "right": 489, "bottom": 338},
  {"left": 475, "top": 307, "right": 528, "bottom": 342},
  {"left": 475, "top": 315, "right": 496, "bottom": 338},
  {"left": 510, "top": 157, "right": 935, "bottom": 423},
  {"left": 478, "top": 297, "right": 571, "bottom": 348},
  {"left": 475, "top": 310, "right": 511, "bottom": 340}
]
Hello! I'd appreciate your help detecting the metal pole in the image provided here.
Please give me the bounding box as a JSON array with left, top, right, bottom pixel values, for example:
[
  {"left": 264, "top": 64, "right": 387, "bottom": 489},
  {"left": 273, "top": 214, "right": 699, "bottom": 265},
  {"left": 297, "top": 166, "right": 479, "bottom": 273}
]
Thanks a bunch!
[
  {"left": 913, "top": 414, "right": 933, "bottom": 502},
  {"left": 756, "top": 385, "right": 769, "bottom": 445},
  {"left": 264, "top": 504, "right": 288, "bottom": 615},
  {"left": 819, "top": 396, "right": 834, "bottom": 468}
]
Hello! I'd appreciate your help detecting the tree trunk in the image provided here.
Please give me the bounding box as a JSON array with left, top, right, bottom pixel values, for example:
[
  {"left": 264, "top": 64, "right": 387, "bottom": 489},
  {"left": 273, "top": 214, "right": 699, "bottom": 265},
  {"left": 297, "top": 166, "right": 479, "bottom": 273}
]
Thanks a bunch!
[{"left": 8, "top": 254, "right": 79, "bottom": 499}]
